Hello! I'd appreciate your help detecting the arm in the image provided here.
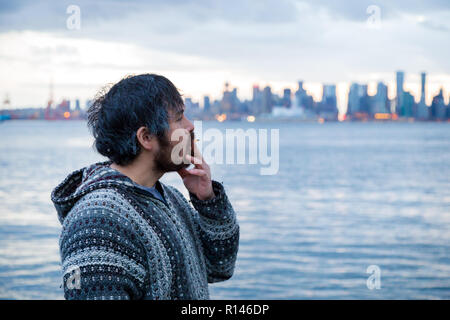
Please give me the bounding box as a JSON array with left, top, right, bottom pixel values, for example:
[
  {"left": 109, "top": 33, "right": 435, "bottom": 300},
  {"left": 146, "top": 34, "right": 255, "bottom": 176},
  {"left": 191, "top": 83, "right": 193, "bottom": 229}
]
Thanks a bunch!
[
  {"left": 189, "top": 180, "right": 240, "bottom": 283},
  {"left": 59, "top": 205, "right": 149, "bottom": 300}
]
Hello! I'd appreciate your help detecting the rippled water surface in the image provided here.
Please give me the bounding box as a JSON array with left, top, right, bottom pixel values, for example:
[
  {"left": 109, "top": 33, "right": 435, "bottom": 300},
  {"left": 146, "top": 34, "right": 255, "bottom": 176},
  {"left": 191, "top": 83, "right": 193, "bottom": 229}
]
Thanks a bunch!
[{"left": 0, "top": 120, "right": 449, "bottom": 299}]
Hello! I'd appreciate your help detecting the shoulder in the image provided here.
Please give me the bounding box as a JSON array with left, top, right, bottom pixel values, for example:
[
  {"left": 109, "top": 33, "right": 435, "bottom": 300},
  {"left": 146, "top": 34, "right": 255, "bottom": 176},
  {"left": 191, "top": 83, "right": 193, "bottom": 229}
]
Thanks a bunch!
[
  {"left": 63, "top": 188, "right": 128, "bottom": 221},
  {"left": 60, "top": 187, "right": 144, "bottom": 246}
]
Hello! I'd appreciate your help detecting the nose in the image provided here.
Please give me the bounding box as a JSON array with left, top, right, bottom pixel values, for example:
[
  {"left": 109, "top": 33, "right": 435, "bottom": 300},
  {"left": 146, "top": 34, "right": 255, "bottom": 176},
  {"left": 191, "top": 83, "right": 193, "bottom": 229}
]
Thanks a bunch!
[{"left": 184, "top": 115, "right": 194, "bottom": 133}]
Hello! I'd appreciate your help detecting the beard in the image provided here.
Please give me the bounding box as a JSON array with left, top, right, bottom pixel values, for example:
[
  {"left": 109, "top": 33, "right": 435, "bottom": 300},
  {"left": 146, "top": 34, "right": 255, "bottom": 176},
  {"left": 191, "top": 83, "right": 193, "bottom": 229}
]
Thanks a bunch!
[{"left": 154, "top": 130, "right": 195, "bottom": 173}]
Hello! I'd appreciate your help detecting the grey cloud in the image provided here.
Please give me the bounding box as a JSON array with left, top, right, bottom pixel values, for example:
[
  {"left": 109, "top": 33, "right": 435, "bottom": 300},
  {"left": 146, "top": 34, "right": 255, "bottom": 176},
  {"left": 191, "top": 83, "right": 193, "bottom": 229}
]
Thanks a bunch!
[
  {"left": 305, "top": 0, "right": 450, "bottom": 21},
  {"left": 0, "top": 0, "right": 298, "bottom": 32},
  {"left": 0, "top": 0, "right": 449, "bottom": 88},
  {"left": 419, "top": 20, "right": 449, "bottom": 32},
  {"left": 2, "top": 0, "right": 449, "bottom": 35}
]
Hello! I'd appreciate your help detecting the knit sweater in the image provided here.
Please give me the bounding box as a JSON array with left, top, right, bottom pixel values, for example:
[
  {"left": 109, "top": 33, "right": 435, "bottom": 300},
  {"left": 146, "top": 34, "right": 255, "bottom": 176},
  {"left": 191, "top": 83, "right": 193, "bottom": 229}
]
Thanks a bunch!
[{"left": 51, "top": 161, "right": 240, "bottom": 300}]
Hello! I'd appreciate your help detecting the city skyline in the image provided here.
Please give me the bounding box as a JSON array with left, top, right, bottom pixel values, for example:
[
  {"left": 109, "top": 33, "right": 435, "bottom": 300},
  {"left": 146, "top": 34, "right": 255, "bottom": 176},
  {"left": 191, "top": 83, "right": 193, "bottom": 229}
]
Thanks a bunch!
[
  {"left": 2, "top": 70, "right": 449, "bottom": 122},
  {"left": 1, "top": 1, "right": 449, "bottom": 111},
  {"left": 2, "top": 70, "right": 449, "bottom": 114}
]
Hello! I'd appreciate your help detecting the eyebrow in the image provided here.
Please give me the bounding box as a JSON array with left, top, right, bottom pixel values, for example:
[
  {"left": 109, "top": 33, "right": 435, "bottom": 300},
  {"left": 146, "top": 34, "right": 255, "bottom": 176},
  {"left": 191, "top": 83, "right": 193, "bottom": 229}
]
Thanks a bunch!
[{"left": 175, "top": 107, "right": 185, "bottom": 117}]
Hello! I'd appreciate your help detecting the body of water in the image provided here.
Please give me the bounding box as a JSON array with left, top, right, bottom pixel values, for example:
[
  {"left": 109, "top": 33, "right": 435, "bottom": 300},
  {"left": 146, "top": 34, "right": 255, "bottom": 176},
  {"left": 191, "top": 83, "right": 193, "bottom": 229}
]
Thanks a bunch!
[{"left": 0, "top": 120, "right": 449, "bottom": 299}]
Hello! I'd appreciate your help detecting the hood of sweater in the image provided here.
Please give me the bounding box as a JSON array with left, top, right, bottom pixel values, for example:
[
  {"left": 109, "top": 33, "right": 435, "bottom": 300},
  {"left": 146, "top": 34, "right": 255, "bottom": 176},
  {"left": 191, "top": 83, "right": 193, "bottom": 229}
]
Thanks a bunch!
[{"left": 51, "top": 160, "right": 168, "bottom": 224}]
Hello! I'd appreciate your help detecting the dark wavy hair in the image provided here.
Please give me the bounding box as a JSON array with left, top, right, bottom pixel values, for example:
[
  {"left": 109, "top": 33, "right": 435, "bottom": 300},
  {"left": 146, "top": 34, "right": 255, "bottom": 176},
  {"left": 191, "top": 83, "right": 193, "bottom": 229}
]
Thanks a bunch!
[{"left": 87, "top": 74, "right": 184, "bottom": 165}]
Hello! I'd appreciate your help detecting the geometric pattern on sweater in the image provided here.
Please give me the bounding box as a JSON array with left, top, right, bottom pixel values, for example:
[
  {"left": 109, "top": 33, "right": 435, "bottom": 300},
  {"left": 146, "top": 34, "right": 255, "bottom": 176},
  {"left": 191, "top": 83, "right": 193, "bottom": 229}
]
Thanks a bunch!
[{"left": 51, "top": 161, "right": 240, "bottom": 300}]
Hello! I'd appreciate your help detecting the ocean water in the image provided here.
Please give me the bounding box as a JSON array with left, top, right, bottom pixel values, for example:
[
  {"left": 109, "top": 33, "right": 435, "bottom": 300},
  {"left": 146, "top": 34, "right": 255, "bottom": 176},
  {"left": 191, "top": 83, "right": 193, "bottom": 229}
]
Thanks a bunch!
[{"left": 0, "top": 120, "right": 449, "bottom": 299}]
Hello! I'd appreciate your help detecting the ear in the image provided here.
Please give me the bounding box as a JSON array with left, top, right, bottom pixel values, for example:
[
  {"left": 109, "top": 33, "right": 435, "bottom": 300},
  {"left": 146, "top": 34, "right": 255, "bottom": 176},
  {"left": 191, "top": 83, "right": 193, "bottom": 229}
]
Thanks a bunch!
[{"left": 136, "top": 126, "right": 155, "bottom": 151}]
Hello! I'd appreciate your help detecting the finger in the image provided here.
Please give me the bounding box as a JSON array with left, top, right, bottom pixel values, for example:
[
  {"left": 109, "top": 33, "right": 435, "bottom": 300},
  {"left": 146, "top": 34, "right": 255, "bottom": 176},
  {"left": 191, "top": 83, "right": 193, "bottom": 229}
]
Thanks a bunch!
[
  {"left": 185, "top": 168, "right": 207, "bottom": 177},
  {"left": 192, "top": 141, "right": 204, "bottom": 162},
  {"left": 185, "top": 154, "right": 203, "bottom": 167}
]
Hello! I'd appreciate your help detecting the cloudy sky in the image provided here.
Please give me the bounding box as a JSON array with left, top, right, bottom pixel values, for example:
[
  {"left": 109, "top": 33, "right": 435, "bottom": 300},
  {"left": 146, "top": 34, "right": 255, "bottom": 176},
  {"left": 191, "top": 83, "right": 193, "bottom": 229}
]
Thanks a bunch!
[{"left": 1, "top": 0, "right": 449, "bottom": 112}]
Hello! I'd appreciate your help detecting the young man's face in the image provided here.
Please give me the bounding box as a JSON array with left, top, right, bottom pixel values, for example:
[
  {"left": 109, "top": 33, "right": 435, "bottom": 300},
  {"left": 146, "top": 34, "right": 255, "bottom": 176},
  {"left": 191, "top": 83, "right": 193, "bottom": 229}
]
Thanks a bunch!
[{"left": 153, "top": 106, "right": 195, "bottom": 173}]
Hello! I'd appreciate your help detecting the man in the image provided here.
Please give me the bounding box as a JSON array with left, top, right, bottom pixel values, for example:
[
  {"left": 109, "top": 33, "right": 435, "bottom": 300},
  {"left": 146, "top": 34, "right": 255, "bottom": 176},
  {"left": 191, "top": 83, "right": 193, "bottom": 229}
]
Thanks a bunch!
[{"left": 51, "top": 74, "right": 240, "bottom": 300}]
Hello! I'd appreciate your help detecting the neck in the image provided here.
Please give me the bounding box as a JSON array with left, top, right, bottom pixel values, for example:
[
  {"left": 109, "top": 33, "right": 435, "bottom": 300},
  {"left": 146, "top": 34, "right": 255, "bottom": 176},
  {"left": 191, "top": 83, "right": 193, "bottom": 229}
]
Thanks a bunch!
[{"left": 110, "top": 155, "right": 163, "bottom": 188}]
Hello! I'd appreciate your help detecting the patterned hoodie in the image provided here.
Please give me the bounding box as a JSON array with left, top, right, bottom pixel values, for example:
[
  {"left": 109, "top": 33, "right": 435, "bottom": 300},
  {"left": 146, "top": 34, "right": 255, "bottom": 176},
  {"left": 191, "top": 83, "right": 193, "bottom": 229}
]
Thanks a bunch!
[{"left": 51, "top": 161, "right": 239, "bottom": 300}]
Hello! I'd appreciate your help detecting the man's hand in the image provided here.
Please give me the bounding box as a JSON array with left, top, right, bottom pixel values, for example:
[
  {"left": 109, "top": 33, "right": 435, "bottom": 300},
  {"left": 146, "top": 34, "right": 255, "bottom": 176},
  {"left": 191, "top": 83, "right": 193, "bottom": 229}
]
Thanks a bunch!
[{"left": 177, "top": 142, "right": 215, "bottom": 201}]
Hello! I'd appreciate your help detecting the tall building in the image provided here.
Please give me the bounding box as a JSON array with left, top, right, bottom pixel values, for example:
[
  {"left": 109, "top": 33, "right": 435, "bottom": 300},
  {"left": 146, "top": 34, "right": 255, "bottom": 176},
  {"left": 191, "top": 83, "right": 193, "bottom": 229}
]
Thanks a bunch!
[
  {"left": 319, "top": 84, "right": 338, "bottom": 120},
  {"left": 401, "top": 91, "right": 415, "bottom": 117},
  {"left": 431, "top": 88, "right": 446, "bottom": 120},
  {"left": 358, "top": 84, "right": 371, "bottom": 114},
  {"left": 231, "top": 88, "right": 239, "bottom": 112},
  {"left": 75, "top": 99, "right": 81, "bottom": 111},
  {"left": 282, "top": 88, "right": 291, "bottom": 108},
  {"left": 417, "top": 72, "right": 429, "bottom": 120},
  {"left": 251, "top": 85, "right": 262, "bottom": 114},
  {"left": 448, "top": 96, "right": 450, "bottom": 119},
  {"left": 203, "top": 96, "right": 211, "bottom": 113},
  {"left": 396, "top": 71, "right": 405, "bottom": 114},
  {"left": 420, "top": 72, "right": 426, "bottom": 104},
  {"left": 221, "top": 82, "right": 235, "bottom": 113},
  {"left": 210, "top": 99, "right": 221, "bottom": 114},
  {"left": 322, "top": 84, "right": 336, "bottom": 108},
  {"left": 261, "top": 86, "right": 273, "bottom": 114},
  {"left": 295, "top": 81, "right": 314, "bottom": 109},
  {"left": 184, "top": 97, "right": 194, "bottom": 109},
  {"left": 372, "top": 82, "right": 389, "bottom": 114},
  {"left": 58, "top": 99, "right": 70, "bottom": 113},
  {"left": 347, "top": 83, "right": 364, "bottom": 115}
]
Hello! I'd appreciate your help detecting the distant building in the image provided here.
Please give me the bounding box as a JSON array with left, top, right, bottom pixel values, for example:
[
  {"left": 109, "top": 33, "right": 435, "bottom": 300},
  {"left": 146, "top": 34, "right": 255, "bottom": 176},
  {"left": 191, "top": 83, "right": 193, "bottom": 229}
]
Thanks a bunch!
[
  {"left": 221, "top": 82, "right": 238, "bottom": 113},
  {"left": 261, "top": 86, "right": 273, "bottom": 114},
  {"left": 58, "top": 99, "right": 70, "bottom": 113},
  {"left": 231, "top": 88, "right": 239, "bottom": 112},
  {"left": 211, "top": 99, "right": 221, "bottom": 114},
  {"left": 319, "top": 84, "right": 338, "bottom": 120},
  {"left": 184, "top": 97, "right": 194, "bottom": 109},
  {"left": 347, "top": 83, "right": 364, "bottom": 115},
  {"left": 282, "top": 88, "right": 292, "bottom": 108},
  {"left": 417, "top": 103, "right": 429, "bottom": 120},
  {"left": 417, "top": 72, "right": 429, "bottom": 120},
  {"left": 251, "top": 85, "right": 263, "bottom": 115},
  {"left": 203, "top": 96, "right": 211, "bottom": 113},
  {"left": 396, "top": 71, "right": 405, "bottom": 114},
  {"left": 75, "top": 99, "right": 81, "bottom": 111},
  {"left": 295, "top": 81, "right": 314, "bottom": 110},
  {"left": 372, "top": 82, "right": 389, "bottom": 114},
  {"left": 431, "top": 88, "right": 447, "bottom": 120},
  {"left": 420, "top": 72, "right": 426, "bottom": 105},
  {"left": 400, "top": 91, "right": 415, "bottom": 117},
  {"left": 358, "top": 85, "right": 371, "bottom": 114},
  {"left": 322, "top": 84, "right": 337, "bottom": 108}
]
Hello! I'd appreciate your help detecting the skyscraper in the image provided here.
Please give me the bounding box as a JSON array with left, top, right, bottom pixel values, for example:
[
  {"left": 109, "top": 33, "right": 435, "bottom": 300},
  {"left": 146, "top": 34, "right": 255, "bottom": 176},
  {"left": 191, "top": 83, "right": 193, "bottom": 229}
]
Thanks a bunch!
[
  {"left": 319, "top": 84, "right": 338, "bottom": 120},
  {"left": 431, "top": 88, "right": 446, "bottom": 120},
  {"left": 417, "top": 72, "right": 429, "bottom": 120},
  {"left": 75, "top": 99, "right": 81, "bottom": 111},
  {"left": 420, "top": 72, "right": 426, "bottom": 104},
  {"left": 372, "top": 82, "right": 389, "bottom": 114},
  {"left": 282, "top": 88, "right": 291, "bottom": 108},
  {"left": 396, "top": 71, "right": 404, "bottom": 114},
  {"left": 295, "top": 81, "right": 313, "bottom": 110},
  {"left": 262, "top": 86, "right": 273, "bottom": 114},
  {"left": 402, "top": 91, "right": 414, "bottom": 117},
  {"left": 322, "top": 84, "right": 337, "bottom": 110},
  {"left": 251, "top": 84, "right": 262, "bottom": 114},
  {"left": 347, "top": 83, "right": 364, "bottom": 115},
  {"left": 203, "top": 96, "right": 211, "bottom": 113},
  {"left": 221, "top": 82, "right": 234, "bottom": 113}
]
